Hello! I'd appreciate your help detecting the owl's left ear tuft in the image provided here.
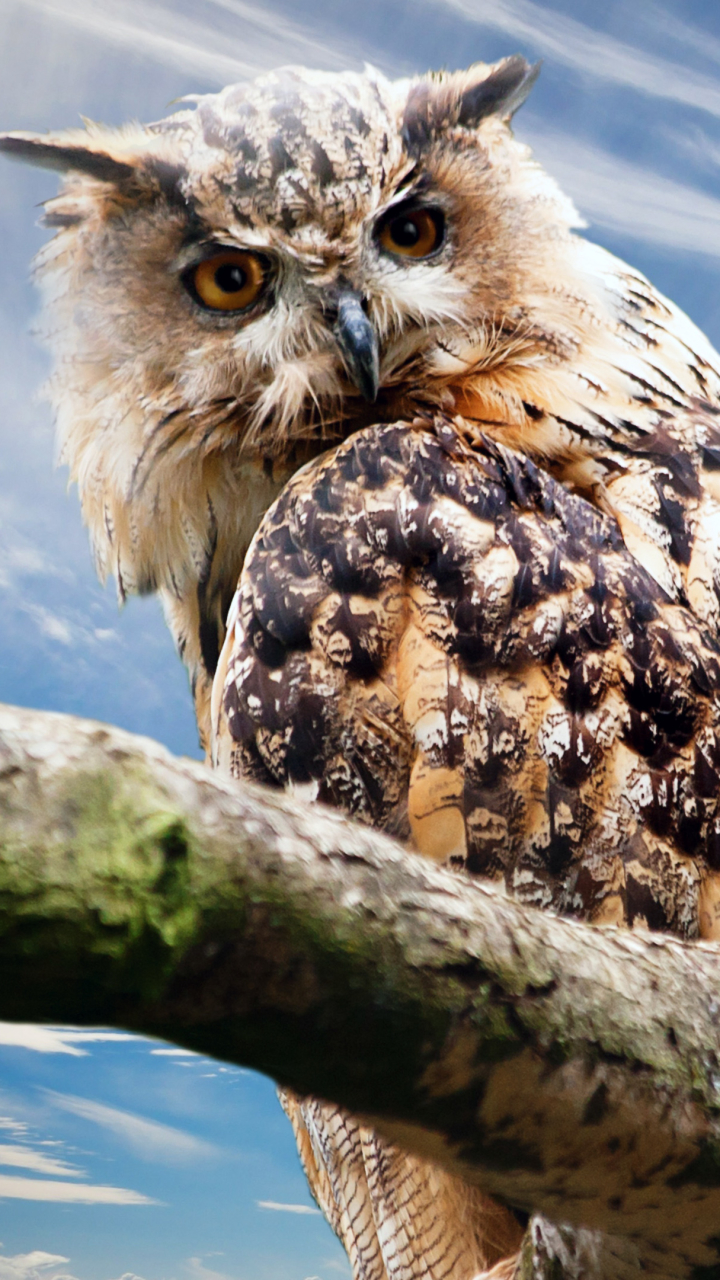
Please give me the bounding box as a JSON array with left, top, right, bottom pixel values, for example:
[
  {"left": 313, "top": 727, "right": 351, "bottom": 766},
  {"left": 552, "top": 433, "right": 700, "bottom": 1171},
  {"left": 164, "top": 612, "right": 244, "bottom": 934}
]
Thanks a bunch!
[
  {"left": 0, "top": 131, "right": 136, "bottom": 183},
  {"left": 402, "top": 56, "right": 540, "bottom": 153}
]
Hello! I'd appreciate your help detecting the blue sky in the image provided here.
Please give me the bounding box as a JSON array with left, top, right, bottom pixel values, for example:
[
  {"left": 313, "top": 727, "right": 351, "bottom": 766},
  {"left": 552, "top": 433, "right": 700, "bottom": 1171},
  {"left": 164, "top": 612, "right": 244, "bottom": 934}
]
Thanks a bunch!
[
  {"left": 1, "top": 0, "right": 720, "bottom": 1275},
  {"left": 0, "top": 1029, "right": 345, "bottom": 1280}
]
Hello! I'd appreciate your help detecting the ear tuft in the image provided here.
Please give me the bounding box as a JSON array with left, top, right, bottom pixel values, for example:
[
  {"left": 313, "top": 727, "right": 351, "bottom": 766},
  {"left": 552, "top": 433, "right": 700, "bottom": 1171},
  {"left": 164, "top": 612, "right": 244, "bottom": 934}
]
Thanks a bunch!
[
  {"left": 402, "top": 56, "right": 540, "bottom": 154},
  {"left": 457, "top": 56, "right": 540, "bottom": 128},
  {"left": 0, "top": 132, "right": 135, "bottom": 183}
]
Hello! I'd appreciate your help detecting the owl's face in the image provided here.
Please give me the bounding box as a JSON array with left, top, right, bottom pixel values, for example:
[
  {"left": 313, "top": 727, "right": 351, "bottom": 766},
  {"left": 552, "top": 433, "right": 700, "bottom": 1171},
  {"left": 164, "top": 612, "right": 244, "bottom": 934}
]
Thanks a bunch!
[
  {"left": 20, "top": 57, "right": 558, "bottom": 457},
  {"left": 86, "top": 64, "right": 473, "bottom": 460},
  {"left": 0, "top": 55, "right": 585, "bottom": 713}
]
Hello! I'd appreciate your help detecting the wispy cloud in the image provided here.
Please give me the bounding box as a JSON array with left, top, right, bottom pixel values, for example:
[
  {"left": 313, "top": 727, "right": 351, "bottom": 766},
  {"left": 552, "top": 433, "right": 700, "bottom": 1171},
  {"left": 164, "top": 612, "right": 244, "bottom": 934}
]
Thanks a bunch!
[
  {"left": 45, "top": 1092, "right": 218, "bottom": 1164},
  {"left": 0, "top": 1174, "right": 155, "bottom": 1204},
  {"left": 25, "top": 606, "right": 73, "bottom": 646},
  {"left": 434, "top": 0, "right": 720, "bottom": 119},
  {"left": 0, "top": 541, "right": 50, "bottom": 588},
  {"left": 0, "top": 1117, "right": 29, "bottom": 1136},
  {"left": 149, "top": 1048, "right": 197, "bottom": 1057},
  {"left": 0, "top": 1250, "right": 150, "bottom": 1280},
  {"left": 642, "top": 3, "right": 720, "bottom": 71},
  {"left": 256, "top": 1200, "right": 320, "bottom": 1215},
  {"left": 664, "top": 123, "right": 720, "bottom": 174},
  {"left": 11, "top": 0, "right": 353, "bottom": 87},
  {"left": 524, "top": 124, "right": 720, "bottom": 259},
  {"left": 0, "top": 1025, "right": 134, "bottom": 1056},
  {"left": 0, "top": 1145, "right": 82, "bottom": 1178},
  {"left": 0, "top": 1251, "right": 77, "bottom": 1280},
  {"left": 0, "top": 1250, "right": 154, "bottom": 1280},
  {"left": 184, "top": 1259, "right": 234, "bottom": 1280}
]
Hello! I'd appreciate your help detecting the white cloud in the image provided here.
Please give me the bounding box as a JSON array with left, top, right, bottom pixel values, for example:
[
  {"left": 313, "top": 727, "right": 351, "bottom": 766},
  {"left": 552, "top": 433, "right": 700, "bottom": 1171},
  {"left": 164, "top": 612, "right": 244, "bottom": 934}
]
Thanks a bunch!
[
  {"left": 0, "top": 1027, "right": 85, "bottom": 1056},
  {"left": 10, "top": 0, "right": 353, "bottom": 87},
  {"left": 33, "top": 609, "right": 72, "bottom": 645},
  {"left": 0, "top": 544, "right": 48, "bottom": 579},
  {"left": 643, "top": 3, "right": 720, "bottom": 71},
  {"left": 435, "top": 0, "right": 720, "bottom": 119},
  {"left": 0, "top": 1117, "right": 29, "bottom": 1136},
  {"left": 256, "top": 1200, "right": 320, "bottom": 1215},
  {"left": 0, "top": 1249, "right": 150, "bottom": 1280},
  {"left": 665, "top": 123, "right": 720, "bottom": 175},
  {"left": 0, "top": 1175, "right": 154, "bottom": 1205},
  {"left": 49, "top": 1031, "right": 135, "bottom": 1045},
  {"left": 149, "top": 1048, "right": 197, "bottom": 1057},
  {"left": 184, "top": 1259, "right": 233, "bottom": 1280},
  {"left": 0, "top": 1025, "right": 133, "bottom": 1055},
  {"left": 45, "top": 1092, "right": 218, "bottom": 1164},
  {"left": 523, "top": 124, "right": 720, "bottom": 259},
  {"left": 0, "top": 1251, "right": 77, "bottom": 1280},
  {"left": 0, "top": 1146, "right": 82, "bottom": 1178}
]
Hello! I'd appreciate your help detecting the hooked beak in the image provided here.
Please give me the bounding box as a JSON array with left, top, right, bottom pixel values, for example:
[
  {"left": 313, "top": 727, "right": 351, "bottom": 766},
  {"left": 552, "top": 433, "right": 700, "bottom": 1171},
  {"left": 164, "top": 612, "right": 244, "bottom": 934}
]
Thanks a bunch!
[{"left": 333, "top": 289, "right": 380, "bottom": 403}]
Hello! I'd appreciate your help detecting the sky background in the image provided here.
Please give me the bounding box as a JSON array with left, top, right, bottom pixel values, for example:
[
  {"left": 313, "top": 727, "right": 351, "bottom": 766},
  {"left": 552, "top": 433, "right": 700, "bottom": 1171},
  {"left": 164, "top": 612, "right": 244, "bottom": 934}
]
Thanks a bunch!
[{"left": 0, "top": 0, "right": 720, "bottom": 1277}]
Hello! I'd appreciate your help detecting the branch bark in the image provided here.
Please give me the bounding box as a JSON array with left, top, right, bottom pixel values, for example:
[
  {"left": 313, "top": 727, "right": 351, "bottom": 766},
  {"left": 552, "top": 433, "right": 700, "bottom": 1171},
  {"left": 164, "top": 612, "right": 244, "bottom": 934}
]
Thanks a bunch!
[{"left": 0, "top": 702, "right": 718, "bottom": 1278}]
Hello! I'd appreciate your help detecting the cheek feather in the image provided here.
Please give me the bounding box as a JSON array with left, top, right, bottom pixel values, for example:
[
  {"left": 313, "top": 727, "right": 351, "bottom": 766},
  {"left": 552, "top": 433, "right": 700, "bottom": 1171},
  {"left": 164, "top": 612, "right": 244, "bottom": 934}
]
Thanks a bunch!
[
  {"left": 367, "top": 260, "right": 469, "bottom": 334},
  {"left": 247, "top": 353, "right": 343, "bottom": 441},
  {"left": 232, "top": 297, "right": 326, "bottom": 369}
]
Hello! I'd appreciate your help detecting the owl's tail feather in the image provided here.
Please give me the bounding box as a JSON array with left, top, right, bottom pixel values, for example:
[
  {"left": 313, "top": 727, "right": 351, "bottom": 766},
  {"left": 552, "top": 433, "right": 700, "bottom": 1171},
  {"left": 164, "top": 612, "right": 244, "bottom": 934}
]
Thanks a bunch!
[{"left": 280, "top": 1090, "right": 523, "bottom": 1280}]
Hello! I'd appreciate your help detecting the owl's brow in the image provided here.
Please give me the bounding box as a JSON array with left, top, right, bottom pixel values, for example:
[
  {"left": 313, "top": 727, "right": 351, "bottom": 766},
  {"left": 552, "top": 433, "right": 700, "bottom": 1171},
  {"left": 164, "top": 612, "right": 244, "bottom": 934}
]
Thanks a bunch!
[
  {"left": 141, "top": 157, "right": 201, "bottom": 221},
  {"left": 391, "top": 165, "right": 424, "bottom": 195}
]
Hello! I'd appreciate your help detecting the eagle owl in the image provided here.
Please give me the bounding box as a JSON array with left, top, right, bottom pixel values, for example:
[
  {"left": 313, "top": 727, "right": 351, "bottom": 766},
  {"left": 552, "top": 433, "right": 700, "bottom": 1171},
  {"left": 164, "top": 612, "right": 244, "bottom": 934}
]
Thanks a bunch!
[{"left": 5, "top": 53, "right": 720, "bottom": 1280}]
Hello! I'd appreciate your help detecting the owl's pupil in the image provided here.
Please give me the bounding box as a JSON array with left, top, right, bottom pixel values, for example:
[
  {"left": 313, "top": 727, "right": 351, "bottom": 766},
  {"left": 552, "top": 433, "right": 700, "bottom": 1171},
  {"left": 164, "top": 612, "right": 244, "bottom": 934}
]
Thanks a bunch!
[
  {"left": 215, "top": 262, "right": 247, "bottom": 293},
  {"left": 391, "top": 217, "right": 420, "bottom": 248}
]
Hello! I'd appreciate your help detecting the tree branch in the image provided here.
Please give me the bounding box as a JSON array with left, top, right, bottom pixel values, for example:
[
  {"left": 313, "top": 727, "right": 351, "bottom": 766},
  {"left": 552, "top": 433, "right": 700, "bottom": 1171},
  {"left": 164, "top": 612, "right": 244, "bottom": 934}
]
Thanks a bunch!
[{"left": 0, "top": 702, "right": 718, "bottom": 1277}]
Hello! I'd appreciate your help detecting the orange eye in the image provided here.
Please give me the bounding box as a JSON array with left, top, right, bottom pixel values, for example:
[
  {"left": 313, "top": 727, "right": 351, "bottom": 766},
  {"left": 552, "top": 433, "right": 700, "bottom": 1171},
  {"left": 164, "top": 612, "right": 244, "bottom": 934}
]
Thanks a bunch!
[
  {"left": 378, "top": 207, "right": 444, "bottom": 259},
  {"left": 187, "top": 249, "right": 266, "bottom": 312}
]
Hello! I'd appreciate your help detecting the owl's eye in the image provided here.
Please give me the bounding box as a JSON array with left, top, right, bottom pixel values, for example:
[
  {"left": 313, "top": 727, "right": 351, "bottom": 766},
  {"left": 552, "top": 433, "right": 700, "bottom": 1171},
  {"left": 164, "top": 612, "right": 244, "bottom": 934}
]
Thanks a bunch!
[
  {"left": 184, "top": 249, "right": 266, "bottom": 313},
  {"left": 377, "top": 206, "right": 445, "bottom": 259}
]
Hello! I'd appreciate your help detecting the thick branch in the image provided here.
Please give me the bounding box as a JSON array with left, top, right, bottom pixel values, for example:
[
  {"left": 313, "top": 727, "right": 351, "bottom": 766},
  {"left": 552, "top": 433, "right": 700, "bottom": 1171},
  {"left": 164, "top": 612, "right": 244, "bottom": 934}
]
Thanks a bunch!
[{"left": 0, "top": 703, "right": 718, "bottom": 1276}]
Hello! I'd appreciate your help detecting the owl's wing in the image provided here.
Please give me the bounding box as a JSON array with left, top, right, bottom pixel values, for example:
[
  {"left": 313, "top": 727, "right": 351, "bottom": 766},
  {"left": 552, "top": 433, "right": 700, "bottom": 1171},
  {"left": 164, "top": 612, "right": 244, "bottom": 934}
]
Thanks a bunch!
[
  {"left": 279, "top": 1089, "right": 522, "bottom": 1280},
  {"left": 214, "top": 416, "right": 720, "bottom": 942},
  {"left": 211, "top": 415, "right": 720, "bottom": 1280}
]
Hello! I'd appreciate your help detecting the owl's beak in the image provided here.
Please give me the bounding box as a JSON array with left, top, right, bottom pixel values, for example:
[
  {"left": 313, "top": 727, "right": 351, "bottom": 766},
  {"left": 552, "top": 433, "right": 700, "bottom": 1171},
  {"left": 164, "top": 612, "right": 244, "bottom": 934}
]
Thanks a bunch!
[{"left": 333, "top": 290, "right": 380, "bottom": 403}]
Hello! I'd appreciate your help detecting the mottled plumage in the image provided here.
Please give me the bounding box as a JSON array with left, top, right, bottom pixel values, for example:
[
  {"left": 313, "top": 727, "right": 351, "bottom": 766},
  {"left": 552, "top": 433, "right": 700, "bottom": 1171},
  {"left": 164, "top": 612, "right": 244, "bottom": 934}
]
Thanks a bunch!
[
  {"left": 216, "top": 416, "right": 720, "bottom": 938},
  {"left": 5, "top": 51, "right": 720, "bottom": 1280}
]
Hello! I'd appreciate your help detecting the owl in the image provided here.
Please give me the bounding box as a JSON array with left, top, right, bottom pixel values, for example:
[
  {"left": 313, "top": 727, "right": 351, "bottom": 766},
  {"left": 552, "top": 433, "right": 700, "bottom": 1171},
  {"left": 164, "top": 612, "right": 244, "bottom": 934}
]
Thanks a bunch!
[{"left": 5, "top": 52, "right": 720, "bottom": 1280}]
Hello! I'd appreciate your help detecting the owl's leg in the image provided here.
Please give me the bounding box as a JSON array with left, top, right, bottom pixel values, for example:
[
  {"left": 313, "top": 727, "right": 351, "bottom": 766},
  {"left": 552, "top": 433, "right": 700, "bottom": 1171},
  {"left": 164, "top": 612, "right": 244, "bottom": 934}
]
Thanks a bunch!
[{"left": 280, "top": 1090, "right": 523, "bottom": 1280}]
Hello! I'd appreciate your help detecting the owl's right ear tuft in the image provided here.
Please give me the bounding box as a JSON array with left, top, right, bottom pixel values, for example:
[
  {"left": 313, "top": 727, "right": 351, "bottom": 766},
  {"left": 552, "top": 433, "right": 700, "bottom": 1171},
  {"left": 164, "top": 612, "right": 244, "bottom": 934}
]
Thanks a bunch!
[
  {"left": 0, "top": 131, "right": 136, "bottom": 183},
  {"left": 402, "top": 56, "right": 540, "bottom": 154},
  {"left": 457, "top": 56, "right": 540, "bottom": 128}
]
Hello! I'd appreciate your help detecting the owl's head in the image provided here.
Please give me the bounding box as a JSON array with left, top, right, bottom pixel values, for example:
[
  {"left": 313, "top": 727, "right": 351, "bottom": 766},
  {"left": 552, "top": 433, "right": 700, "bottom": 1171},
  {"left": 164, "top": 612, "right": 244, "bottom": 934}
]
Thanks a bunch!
[{"left": 0, "top": 55, "right": 587, "bottom": 708}]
